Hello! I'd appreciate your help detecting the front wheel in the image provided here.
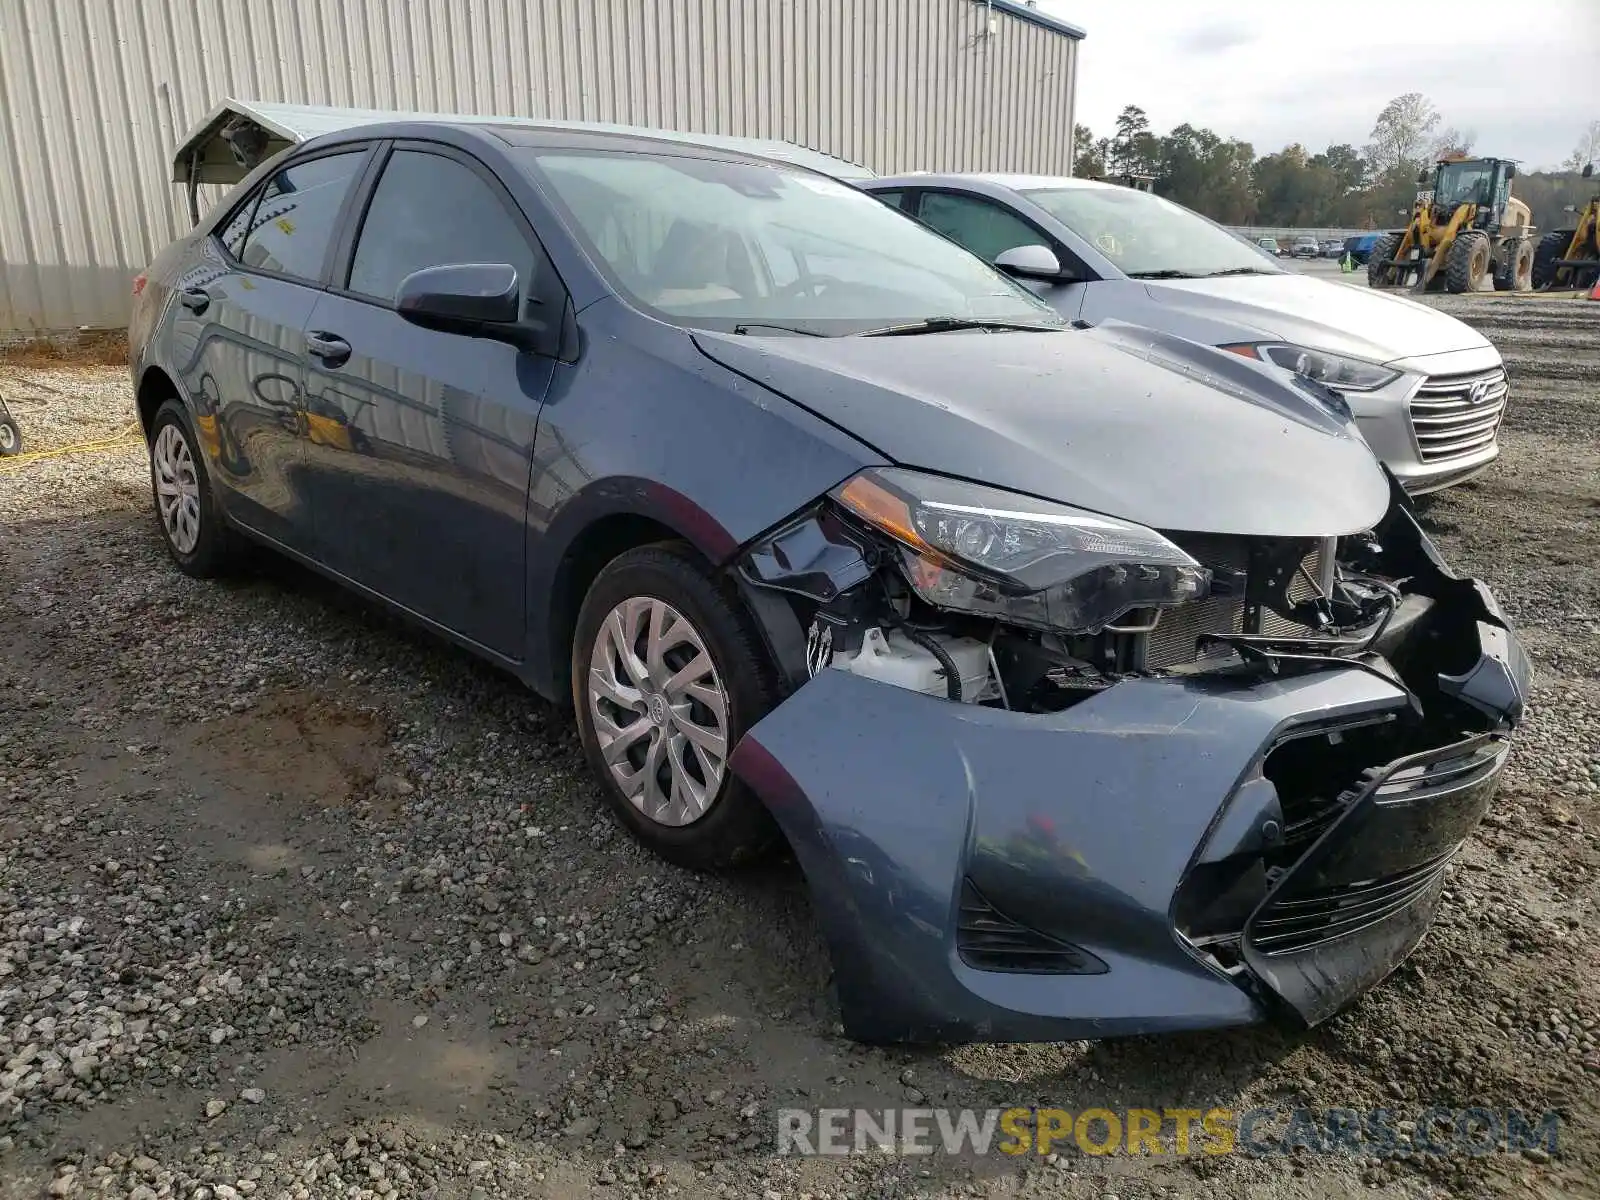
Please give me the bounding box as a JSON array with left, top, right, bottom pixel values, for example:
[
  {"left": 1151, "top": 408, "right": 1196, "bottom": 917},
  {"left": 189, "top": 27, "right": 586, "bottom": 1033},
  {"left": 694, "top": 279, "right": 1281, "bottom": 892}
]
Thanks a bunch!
[
  {"left": 1531, "top": 229, "right": 1574, "bottom": 290},
  {"left": 571, "top": 543, "right": 781, "bottom": 870},
  {"left": 0, "top": 415, "right": 20, "bottom": 456},
  {"left": 1445, "top": 231, "right": 1491, "bottom": 294},
  {"left": 148, "top": 399, "right": 238, "bottom": 577},
  {"left": 1367, "top": 234, "right": 1400, "bottom": 287}
]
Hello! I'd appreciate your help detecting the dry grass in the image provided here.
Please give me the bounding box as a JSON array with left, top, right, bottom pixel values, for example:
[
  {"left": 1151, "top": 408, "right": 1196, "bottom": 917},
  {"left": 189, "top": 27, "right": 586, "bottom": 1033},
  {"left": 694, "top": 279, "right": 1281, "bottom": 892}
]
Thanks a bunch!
[{"left": 0, "top": 330, "right": 128, "bottom": 368}]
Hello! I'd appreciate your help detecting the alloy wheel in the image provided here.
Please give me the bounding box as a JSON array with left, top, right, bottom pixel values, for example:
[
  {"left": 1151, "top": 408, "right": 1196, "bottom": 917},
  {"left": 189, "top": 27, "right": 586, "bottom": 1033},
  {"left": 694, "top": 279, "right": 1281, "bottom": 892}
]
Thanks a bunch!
[
  {"left": 152, "top": 423, "right": 202, "bottom": 554},
  {"left": 586, "top": 595, "right": 730, "bottom": 827}
]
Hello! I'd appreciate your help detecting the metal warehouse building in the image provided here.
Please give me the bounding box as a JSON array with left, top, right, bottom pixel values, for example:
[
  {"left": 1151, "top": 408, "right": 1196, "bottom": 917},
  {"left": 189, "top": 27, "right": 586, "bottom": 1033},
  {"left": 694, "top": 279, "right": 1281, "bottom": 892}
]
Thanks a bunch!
[{"left": 0, "top": 0, "right": 1083, "bottom": 336}]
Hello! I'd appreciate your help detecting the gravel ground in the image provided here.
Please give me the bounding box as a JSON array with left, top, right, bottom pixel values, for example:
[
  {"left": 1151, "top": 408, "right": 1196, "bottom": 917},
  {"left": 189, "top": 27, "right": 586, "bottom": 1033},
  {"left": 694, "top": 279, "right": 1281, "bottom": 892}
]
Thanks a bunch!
[{"left": 0, "top": 297, "right": 1597, "bottom": 1200}]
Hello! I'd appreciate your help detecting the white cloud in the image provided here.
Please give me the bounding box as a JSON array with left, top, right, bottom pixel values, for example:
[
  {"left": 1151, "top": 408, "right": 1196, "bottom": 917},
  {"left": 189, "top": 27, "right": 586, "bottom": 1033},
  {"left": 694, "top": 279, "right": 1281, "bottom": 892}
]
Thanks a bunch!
[{"left": 1043, "top": 0, "right": 1600, "bottom": 169}]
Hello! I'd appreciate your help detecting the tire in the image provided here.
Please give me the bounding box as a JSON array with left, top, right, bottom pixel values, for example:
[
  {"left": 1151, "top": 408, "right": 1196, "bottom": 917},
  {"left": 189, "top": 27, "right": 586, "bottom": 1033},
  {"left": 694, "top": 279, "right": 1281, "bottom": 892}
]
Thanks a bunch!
[
  {"left": 1492, "top": 238, "right": 1533, "bottom": 292},
  {"left": 1531, "top": 229, "right": 1573, "bottom": 291},
  {"left": 0, "top": 415, "right": 20, "bottom": 457},
  {"left": 571, "top": 542, "right": 781, "bottom": 870},
  {"left": 1444, "top": 231, "right": 1491, "bottom": 294},
  {"left": 147, "top": 398, "right": 238, "bottom": 577},
  {"left": 1367, "top": 234, "right": 1400, "bottom": 287}
]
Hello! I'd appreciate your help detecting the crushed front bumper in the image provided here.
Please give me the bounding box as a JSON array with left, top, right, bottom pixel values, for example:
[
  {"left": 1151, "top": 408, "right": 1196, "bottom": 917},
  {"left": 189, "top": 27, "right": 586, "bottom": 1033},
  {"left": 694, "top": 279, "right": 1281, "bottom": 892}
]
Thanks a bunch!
[{"left": 730, "top": 576, "right": 1528, "bottom": 1044}]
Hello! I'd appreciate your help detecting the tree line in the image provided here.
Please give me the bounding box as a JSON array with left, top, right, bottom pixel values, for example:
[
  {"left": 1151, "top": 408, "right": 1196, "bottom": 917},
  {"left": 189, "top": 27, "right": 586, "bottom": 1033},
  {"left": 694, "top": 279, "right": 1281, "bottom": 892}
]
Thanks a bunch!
[{"left": 1074, "top": 96, "right": 1600, "bottom": 233}]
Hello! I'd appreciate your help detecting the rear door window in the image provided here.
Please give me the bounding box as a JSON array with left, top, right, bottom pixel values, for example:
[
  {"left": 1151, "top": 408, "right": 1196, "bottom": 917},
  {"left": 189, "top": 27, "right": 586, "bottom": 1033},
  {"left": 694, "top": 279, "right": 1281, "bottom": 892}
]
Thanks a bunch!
[
  {"left": 237, "top": 152, "right": 366, "bottom": 283},
  {"left": 216, "top": 190, "right": 260, "bottom": 258},
  {"left": 348, "top": 150, "right": 536, "bottom": 306}
]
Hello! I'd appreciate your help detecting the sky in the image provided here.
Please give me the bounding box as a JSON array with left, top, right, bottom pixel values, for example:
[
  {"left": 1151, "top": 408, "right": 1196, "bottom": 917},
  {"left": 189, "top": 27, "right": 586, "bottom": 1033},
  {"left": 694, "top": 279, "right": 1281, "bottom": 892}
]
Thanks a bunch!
[{"left": 1039, "top": 0, "right": 1600, "bottom": 171}]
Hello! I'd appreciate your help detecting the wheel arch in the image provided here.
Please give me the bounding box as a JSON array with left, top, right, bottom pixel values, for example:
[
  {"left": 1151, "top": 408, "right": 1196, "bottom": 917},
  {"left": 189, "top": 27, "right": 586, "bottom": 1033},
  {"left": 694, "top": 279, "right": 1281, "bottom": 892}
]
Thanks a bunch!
[
  {"left": 529, "top": 484, "right": 742, "bottom": 704},
  {"left": 135, "top": 365, "right": 182, "bottom": 441}
]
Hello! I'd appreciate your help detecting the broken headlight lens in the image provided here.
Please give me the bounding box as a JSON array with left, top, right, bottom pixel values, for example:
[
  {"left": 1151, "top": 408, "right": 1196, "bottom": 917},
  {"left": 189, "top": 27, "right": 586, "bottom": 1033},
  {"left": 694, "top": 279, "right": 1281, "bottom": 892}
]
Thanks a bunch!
[
  {"left": 1223, "top": 342, "right": 1401, "bottom": 392},
  {"left": 832, "top": 468, "right": 1209, "bottom": 633}
]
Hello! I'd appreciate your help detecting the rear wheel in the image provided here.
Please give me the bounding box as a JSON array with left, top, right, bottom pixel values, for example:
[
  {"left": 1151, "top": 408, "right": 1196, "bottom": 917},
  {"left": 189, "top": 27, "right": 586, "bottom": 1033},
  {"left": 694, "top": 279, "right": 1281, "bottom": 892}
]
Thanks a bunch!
[
  {"left": 571, "top": 542, "right": 781, "bottom": 870},
  {"left": 1444, "top": 231, "right": 1490, "bottom": 294},
  {"left": 1367, "top": 234, "right": 1400, "bottom": 287},
  {"left": 148, "top": 399, "right": 238, "bottom": 577},
  {"left": 1493, "top": 237, "right": 1533, "bottom": 292},
  {"left": 1531, "top": 229, "right": 1574, "bottom": 290},
  {"left": 0, "top": 415, "right": 19, "bottom": 457}
]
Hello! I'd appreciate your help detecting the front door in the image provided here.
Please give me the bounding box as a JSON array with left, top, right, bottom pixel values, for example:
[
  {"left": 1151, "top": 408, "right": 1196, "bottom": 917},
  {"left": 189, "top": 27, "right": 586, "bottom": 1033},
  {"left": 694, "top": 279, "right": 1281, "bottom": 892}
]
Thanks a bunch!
[
  {"left": 300, "top": 144, "right": 558, "bottom": 659},
  {"left": 913, "top": 189, "right": 1089, "bottom": 319},
  {"left": 172, "top": 148, "right": 370, "bottom": 548}
]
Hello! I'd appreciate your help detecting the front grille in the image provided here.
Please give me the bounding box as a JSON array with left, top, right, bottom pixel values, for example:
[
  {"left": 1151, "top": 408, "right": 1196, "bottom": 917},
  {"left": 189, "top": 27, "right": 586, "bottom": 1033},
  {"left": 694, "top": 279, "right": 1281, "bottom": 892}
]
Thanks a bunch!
[
  {"left": 1408, "top": 367, "right": 1508, "bottom": 464},
  {"left": 1142, "top": 539, "right": 1328, "bottom": 669},
  {"left": 1248, "top": 738, "right": 1505, "bottom": 956},
  {"left": 956, "top": 880, "right": 1106, "bottom": 974},
  {"left": 1248, "top": 851, "right": 1453, "bottom": 955}
]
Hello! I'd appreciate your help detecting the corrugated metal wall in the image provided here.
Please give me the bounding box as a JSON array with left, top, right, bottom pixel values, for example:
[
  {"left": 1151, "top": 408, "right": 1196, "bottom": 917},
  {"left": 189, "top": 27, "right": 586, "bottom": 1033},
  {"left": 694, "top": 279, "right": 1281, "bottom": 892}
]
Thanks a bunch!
[{"left": 0, "top": 0, "right": 1077, "bottom": 335}]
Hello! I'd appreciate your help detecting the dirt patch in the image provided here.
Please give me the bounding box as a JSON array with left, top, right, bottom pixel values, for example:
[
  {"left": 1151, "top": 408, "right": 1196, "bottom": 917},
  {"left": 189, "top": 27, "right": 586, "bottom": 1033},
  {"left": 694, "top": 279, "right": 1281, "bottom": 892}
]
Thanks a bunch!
[
  {"left": 0, "top": 329, "right": 128, "bottom": 367},
  {"left": 183, "top": 688, "right": 394, "bottom": 811}
]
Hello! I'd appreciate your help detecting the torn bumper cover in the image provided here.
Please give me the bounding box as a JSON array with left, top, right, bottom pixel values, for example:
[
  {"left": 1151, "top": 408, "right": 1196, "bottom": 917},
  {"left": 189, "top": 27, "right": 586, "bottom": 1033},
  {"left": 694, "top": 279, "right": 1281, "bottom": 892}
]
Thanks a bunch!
[{"left": 729, "top": 578, "right": 1528, "bottom": 1044}]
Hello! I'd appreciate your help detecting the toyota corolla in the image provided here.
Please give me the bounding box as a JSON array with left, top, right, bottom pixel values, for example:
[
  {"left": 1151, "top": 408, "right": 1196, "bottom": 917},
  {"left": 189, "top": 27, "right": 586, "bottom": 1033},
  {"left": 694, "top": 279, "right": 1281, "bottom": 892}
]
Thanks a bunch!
[{"left": 130, "top": 118, "right": 1528, "bottom": 1044}]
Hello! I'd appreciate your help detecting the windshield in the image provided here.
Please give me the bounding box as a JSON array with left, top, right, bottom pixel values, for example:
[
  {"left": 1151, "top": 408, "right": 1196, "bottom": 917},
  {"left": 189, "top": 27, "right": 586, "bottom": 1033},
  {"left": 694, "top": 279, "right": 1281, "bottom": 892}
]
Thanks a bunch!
[
  {"left": 523, "top": 150, "right": 1062, "bottom": 335},
  {"left": 1020, "top": 185, "right": 1285, "bottom": 279},
  {"left": 1434, "top": 162, "right": 1494, "bottom": 208}
]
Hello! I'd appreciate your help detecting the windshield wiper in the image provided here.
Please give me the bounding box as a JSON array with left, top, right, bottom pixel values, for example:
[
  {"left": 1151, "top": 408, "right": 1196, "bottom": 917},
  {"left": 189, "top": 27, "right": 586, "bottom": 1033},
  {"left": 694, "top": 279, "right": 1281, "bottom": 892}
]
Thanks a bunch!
[
  {"left": 731, "top": 322, "right": 825, "bottom": 337},
  {"left": 855, "top": 316, "right": 1063, "bottom": 337},
  {"left": 1125, "top": 269, "right": 1202, "bottom": 279},
  {"left": 1199, "top": 266, "right": 1276, "bottom": 277}
]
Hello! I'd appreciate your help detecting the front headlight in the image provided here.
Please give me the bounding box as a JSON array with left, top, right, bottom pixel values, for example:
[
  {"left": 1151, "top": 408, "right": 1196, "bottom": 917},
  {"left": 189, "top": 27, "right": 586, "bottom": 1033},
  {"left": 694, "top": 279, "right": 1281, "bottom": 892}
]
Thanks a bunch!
[
  {"left": 1223, "top": 342, "right": 1401, "bottom": 392},
  {"left": 831, "top": 468, "right": 1210, "bottom": 633}
]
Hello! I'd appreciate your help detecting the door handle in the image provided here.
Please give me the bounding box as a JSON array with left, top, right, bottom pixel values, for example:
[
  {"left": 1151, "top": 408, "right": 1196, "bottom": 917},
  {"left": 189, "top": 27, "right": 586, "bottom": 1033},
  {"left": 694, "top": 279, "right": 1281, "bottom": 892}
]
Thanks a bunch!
[
  {"left": 306, "top": 331, "right": 352, "bottom": 367},
  {"left": 179, "top": 287, "right": 210, "bottom": 313}
]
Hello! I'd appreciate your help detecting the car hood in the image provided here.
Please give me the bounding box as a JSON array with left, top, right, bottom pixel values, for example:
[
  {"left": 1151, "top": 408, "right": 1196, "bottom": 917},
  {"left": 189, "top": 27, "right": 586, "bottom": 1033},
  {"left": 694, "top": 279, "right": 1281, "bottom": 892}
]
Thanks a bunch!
[
  {"left": 1143, "top": 273, "right": 1491, "bottom": 363},
  {"left": 693, "top": 321, "right": 1391, "bottom": 538}
]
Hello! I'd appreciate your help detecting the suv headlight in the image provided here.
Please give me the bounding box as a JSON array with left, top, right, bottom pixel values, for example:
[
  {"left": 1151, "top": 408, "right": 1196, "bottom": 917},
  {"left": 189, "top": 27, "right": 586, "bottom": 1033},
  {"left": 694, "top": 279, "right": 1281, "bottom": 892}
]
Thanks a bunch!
[
  {"left": 832, "top": 468, "right": 1209, "bottom": 633},
  {"left": 1223, "top": 342, "right": 1400, "bottom": 392}
]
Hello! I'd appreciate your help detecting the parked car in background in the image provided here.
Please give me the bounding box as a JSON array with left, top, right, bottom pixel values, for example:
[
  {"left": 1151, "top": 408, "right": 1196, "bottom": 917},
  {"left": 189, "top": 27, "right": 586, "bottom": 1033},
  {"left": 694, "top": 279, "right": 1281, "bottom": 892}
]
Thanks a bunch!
[
  {"left": 1320, "top": 240, "right": 1345, "bottom": 258},
  {"left": 864, "top": 173, "right": 1509, "bottom": 493},
  {"left": 1256, "top": 235, "right": 1283, "bottom": 256},
  {"left": 1291, "top": 235, "right": 1321, "bottom": 259},
  {"left": 130, "top": 118, "right": 1526, "bottom": 1045}
]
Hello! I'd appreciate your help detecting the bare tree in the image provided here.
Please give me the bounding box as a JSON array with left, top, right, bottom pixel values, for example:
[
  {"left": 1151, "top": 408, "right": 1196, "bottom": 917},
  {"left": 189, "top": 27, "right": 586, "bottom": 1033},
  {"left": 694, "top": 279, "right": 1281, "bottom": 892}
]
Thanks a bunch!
[
  {"left": 1366, "top": 93, "right": 1441, "bottom": 175},
  {"left": 1564, "top": 120, "right": 1600, "bottom": 172},
  {"left": 1431, "top": 127, "right": 1477, "bottom": 159}
]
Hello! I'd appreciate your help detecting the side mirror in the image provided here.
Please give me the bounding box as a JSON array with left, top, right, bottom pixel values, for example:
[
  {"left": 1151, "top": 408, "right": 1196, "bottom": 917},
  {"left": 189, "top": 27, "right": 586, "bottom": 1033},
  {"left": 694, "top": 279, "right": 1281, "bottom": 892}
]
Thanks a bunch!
[
  {"left": 993, "top": 244, "right": 1068, "bottom": 282},
  {"left": 1417, "top": 169, "right": 1431, "bottom": 184},
  {"left": 1504, "top": 164, "right": 1516, "bottom": 180},
  {"left": 396, "top": 263, "right": 526, "bottom": 343},
  {"left": 1584, "top": 162, "right": 1595, "bottom": 179}
]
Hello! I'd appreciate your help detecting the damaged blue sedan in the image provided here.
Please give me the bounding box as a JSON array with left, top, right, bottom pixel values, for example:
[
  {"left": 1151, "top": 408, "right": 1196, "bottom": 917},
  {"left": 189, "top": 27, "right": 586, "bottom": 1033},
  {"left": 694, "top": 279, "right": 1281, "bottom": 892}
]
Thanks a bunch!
[{"left": 129, "top": 115, "right": 1528, "bottom": 1046}]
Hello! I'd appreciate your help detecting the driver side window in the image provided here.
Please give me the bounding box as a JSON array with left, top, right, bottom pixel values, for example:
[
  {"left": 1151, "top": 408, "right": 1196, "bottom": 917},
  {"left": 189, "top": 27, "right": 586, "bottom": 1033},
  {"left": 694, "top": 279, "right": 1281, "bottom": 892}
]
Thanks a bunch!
[
  {"left": 348, "top": 150, "right": 536, "bottom": 306},
  {"left": 916, "top": 192, "right": 1044, "bottom": 264}
]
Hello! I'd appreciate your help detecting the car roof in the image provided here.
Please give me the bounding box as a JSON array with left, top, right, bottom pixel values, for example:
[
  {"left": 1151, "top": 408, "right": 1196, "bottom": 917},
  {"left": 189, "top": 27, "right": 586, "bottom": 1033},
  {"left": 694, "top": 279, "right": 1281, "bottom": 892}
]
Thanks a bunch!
[
  {"left": 865, "top": 171, "right": 1113, "bottom": 193},
  {"left": 173, "top": 98, "right": 876, "bottom": 186}
]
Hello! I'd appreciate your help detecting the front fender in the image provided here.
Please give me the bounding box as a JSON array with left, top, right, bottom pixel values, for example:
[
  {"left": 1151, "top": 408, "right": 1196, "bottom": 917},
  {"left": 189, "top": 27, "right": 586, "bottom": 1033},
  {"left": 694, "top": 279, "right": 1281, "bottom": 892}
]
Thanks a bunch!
[{"left": 522, "top": 300, "right": 882, "bottom": 696}]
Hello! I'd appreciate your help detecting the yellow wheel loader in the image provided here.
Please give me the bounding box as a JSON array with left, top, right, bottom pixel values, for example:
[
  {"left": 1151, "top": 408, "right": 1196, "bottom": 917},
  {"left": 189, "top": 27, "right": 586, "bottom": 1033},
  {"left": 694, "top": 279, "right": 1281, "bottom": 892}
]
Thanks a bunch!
[
  {"left": 1368, "top": 155, "right": 1536, "bottom": 294},
  {"left": 1532, "top": 162, "right": 1599, "bottom": 291}
]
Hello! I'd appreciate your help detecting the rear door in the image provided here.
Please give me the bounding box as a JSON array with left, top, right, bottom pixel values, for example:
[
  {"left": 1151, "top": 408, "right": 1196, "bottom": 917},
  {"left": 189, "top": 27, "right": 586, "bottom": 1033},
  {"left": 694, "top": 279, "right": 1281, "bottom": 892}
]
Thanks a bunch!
[
  {"left": 172, "top": 147, "right": 371, "bottom": 548},
  {"left": 299, "top": 141, "right": 561, "bottom": 658}
]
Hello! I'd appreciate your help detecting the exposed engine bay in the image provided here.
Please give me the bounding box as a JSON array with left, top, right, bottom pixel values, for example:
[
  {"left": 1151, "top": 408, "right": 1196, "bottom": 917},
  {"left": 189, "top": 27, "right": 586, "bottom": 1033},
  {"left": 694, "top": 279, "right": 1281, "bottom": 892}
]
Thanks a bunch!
[{"left": 738, "top": 467, "right": 1515, "bottom": 734}]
